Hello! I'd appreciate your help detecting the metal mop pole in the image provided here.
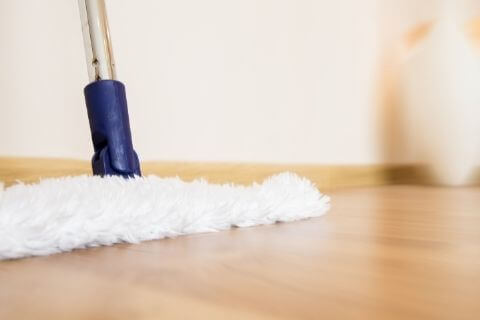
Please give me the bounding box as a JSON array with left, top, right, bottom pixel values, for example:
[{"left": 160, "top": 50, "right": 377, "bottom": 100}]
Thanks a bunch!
[{"left": 78, "top": 0, "right": 141, "bottom": 177}]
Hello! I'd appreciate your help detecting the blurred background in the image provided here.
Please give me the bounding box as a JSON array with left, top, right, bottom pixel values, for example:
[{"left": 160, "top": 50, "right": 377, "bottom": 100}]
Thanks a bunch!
[{"left": 0, "top": 0, "right": 479, "bottom": 184}]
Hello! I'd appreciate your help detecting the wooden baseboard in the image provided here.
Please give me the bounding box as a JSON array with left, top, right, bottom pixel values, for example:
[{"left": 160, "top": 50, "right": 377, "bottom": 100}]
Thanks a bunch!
[{"left": 0, "top": 157, "right": 478, "bottom": 189}]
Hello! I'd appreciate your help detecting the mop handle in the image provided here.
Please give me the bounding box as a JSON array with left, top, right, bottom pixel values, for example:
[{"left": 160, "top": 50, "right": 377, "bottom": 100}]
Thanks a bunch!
[
  {"left": 78, "top": 0, "right": 116, "bottom": 82},
  {"left": 77, "top": 0, "right": 141, "bottom": 177}
]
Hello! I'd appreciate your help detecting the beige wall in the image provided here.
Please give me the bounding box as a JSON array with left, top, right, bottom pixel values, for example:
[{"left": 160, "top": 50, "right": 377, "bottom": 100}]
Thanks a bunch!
[{"left": 0, "top": 0, "right": 478, "bottom": 164}]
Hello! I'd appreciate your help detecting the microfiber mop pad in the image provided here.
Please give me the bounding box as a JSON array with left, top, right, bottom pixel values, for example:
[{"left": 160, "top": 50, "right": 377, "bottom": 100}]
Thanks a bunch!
[{"left": 0, "top": 172, "right": 329, "bottom": 260}]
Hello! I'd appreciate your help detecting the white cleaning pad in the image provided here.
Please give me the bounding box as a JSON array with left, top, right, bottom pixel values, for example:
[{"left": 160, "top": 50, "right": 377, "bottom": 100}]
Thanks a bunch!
[{"left": 0, "top": 173, "right": 329, "bottom": 260}]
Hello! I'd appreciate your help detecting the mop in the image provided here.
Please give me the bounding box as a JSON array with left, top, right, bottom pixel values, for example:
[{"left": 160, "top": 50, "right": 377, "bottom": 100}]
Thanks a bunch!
[{"left": 0, "top": 0, "right": 330, "bottom": 260}]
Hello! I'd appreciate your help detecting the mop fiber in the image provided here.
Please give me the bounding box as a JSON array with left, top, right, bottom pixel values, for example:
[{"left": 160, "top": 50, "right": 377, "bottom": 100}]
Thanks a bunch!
[{"left": 0, "top": 173, "right": 329, "bottom": 260}]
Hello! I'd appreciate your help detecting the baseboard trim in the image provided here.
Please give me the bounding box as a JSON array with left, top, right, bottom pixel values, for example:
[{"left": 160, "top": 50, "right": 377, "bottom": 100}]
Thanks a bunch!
[{"left": 0, "top": 157, "right": 477, "bottom": 189}]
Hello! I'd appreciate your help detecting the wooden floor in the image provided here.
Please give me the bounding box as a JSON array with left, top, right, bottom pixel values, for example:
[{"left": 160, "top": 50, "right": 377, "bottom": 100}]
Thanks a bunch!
[{"left": 1, "top": 186, "right": 479, "bottom": 319}]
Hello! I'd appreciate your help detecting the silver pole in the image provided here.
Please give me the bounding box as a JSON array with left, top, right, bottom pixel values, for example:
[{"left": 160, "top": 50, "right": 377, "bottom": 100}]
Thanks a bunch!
[{"left": 78, "top": 0, "right": 117, "bottom": 82}]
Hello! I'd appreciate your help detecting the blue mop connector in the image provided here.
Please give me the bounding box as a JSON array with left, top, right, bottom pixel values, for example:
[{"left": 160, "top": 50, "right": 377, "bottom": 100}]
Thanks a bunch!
[
  {"left": 84, "top": 80, "right": 141, "bottom": 177},
  {"left": 79, "top": 0, "right": 141, "bottom": 177}
]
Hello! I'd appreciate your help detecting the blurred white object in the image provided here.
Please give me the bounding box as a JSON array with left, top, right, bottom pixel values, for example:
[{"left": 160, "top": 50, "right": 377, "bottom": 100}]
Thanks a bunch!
[{"left": 401, "top": 12, "right": 480, "bottom": 186}]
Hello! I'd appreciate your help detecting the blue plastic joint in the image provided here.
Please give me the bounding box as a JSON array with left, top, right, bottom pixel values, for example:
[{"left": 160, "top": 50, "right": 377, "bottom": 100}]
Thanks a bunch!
[{"left": 84, "top": 80, "right": 141, "bottom": 177}]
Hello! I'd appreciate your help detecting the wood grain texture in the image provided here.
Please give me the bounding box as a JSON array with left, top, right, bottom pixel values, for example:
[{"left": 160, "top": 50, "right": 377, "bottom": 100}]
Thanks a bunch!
[{"left": 1, "top": 185, "right": 479, "bottom": 319}]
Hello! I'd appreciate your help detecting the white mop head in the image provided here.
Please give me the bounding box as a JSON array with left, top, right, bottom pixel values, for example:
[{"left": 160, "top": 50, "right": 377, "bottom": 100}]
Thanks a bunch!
[{"left": 0, "top": 173, "right": 329, "bottom": 260}]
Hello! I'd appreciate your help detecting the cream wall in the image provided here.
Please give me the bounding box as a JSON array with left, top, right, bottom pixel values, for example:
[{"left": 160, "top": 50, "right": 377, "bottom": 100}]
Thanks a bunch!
[{"left": 0, "top": 0, "right": 478, "bottom": 164}]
